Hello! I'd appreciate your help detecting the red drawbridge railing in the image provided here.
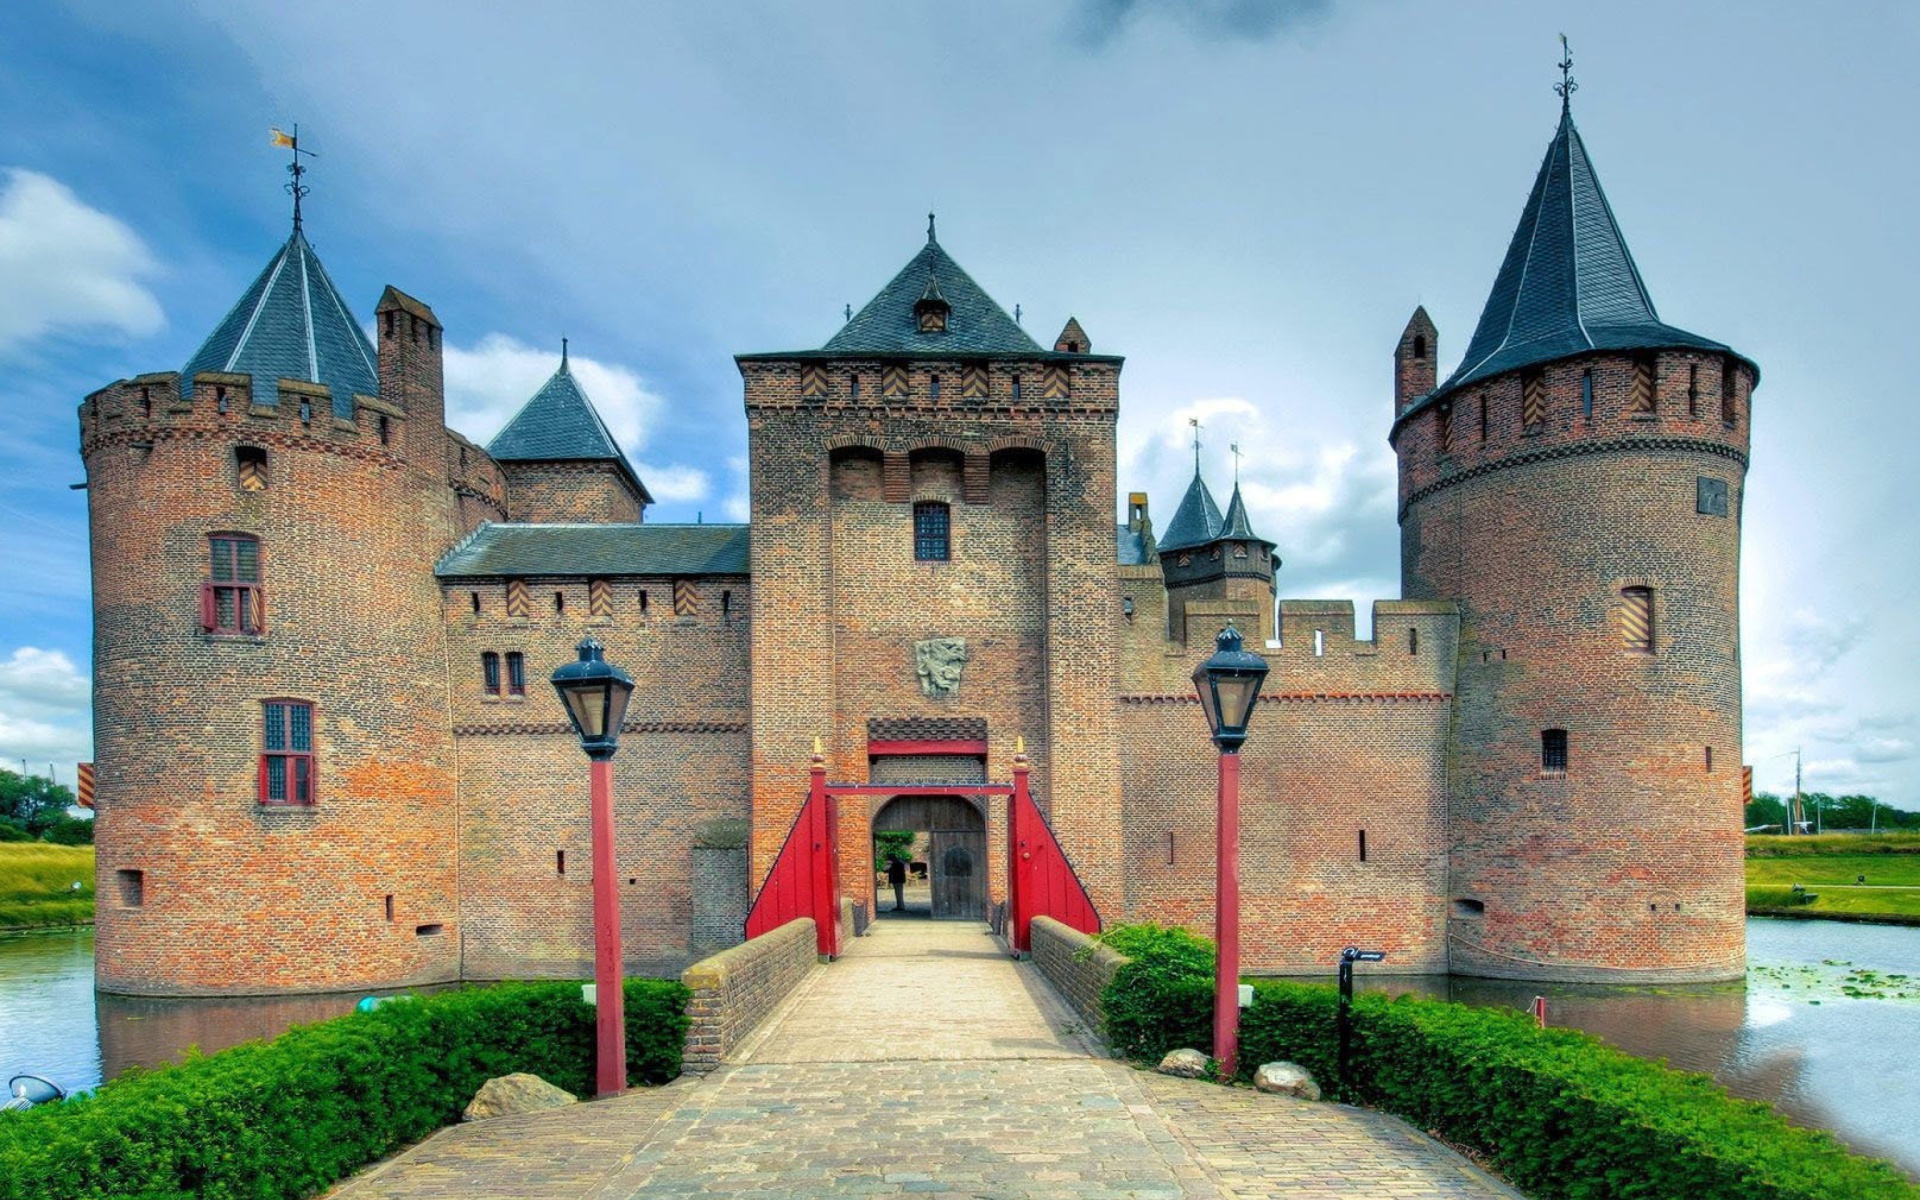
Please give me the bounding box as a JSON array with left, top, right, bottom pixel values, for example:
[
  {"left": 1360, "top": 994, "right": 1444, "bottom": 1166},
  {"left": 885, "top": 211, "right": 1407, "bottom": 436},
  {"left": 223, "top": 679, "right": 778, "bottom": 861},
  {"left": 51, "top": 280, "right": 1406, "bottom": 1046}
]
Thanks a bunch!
[
  {"left": 1006, "top": 745, "right": 1100, "bottom": 952},
  {"left": 745, "top": 740, "right": 1098, "bottom": 959},
  {"left": 744, "top": 746, "right": 841, "bottom": 959}
]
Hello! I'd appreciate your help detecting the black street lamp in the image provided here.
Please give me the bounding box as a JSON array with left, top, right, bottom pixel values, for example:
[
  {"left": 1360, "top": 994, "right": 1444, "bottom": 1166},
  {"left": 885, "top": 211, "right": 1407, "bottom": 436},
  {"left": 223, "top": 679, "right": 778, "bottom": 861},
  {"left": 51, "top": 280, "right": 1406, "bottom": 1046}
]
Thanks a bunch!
[
  {"left": 1191, "top": 622, "right": 1270, "bottom": 1077},
  {"left": 551, "top": 636, "right": 636, "bottom": 1096}
]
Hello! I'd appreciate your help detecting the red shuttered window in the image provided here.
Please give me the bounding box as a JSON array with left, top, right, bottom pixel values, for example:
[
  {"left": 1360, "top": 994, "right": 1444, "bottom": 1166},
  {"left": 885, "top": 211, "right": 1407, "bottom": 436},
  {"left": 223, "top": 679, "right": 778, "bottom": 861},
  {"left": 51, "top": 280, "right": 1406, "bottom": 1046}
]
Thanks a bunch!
[
  {"left": 202, "top": 534, "right": 263, "bottom": 634},
  {"left": 259, "top": 700, "right": 315, "bottom": 806}
]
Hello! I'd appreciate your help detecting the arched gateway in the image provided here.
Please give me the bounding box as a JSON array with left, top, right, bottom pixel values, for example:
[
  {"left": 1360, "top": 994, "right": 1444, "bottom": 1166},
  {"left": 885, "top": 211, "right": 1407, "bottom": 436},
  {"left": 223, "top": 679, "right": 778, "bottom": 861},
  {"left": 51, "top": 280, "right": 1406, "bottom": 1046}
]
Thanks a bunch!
[{"left": 874, "top": 794, "right": 986, "bottom": 920}]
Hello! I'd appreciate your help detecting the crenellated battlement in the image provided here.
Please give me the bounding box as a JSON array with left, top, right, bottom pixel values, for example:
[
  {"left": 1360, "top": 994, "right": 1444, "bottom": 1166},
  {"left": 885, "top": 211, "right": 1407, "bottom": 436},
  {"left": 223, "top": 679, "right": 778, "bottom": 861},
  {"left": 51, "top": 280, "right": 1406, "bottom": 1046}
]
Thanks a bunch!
[
  {"left": 79, "top": 369, "right": 418, "bottom": 467},
  {"left": 1391, "top": 349, "right": 1754, "bottom": 517}
]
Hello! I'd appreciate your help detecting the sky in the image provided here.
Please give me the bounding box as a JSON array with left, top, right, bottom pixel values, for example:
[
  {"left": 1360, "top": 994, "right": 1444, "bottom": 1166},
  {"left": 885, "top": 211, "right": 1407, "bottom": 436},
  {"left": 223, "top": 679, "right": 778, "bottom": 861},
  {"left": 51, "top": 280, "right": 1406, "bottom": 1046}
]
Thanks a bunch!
[{"left": 0, "top": 1, "right": 1915, "bottom": 807}]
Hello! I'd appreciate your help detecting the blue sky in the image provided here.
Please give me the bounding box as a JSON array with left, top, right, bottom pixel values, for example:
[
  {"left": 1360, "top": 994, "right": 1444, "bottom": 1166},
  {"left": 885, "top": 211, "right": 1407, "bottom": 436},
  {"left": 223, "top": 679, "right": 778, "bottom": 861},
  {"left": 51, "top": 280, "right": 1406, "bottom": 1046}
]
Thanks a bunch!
[{"left": 1, "top": 1, "right": 1915, "bottom": 807}]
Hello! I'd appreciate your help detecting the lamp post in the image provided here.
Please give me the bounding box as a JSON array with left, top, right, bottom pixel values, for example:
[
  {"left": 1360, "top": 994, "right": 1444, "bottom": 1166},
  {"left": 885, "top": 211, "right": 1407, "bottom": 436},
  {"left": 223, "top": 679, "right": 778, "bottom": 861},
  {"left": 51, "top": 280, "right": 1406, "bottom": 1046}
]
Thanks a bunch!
[
  {"left": 551, "top": 636, "right": 635, "bottom": 1097},
  {"left": 1191, "top": 622, "right": 1270, "bottom": 1078}
]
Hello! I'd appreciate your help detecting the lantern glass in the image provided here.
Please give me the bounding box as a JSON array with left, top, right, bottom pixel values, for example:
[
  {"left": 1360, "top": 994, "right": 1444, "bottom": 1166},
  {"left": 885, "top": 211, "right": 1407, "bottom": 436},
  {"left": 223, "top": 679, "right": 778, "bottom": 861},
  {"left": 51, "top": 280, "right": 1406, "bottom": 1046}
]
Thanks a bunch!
[
  {"left": 1192, "top": 623, "right": 1270, "bottom": 750},
  {"left": 551, "top": 638, "right": 636, "bottom": 759}
]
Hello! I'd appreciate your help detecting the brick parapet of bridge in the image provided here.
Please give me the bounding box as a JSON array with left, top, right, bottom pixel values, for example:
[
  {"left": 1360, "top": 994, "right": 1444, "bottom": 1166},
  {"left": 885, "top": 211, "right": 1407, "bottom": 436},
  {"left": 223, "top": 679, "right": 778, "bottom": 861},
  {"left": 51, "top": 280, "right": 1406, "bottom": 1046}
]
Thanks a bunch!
[
  {"left": 1029, "top": 917, "right": 1127, "bottom": 1044},
  {"left": 680, "top": 916, "right": 817, "bottom": 1073}
]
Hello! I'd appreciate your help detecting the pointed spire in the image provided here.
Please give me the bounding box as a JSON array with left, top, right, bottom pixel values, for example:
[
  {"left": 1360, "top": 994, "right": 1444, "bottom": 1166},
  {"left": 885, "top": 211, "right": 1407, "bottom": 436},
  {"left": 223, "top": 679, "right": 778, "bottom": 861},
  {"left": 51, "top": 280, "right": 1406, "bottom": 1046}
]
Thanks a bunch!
[
  {"left": 1054, "top": 316, "right": 1091, "bottom": 354},
  {"left": 1413, "top": 86, "right": 1740, "bottom": 415},
  {"left": 927, "top": 211, "right": 937, "bottom": 243},
  {"left": 1220, "top": 481, "right": 1260, "bottom": 540},
  {"left": 181, "top": 225, "right": 377, "bottom": 417},
  {"left": 560, "top": 336, "right": 569, "bottom": 370},
  {"left": 1159, "top": 465, "right": 1224, "bottom": 552},
  {"left": 488, "top": 353, "right": 653, "bottom": 505}
]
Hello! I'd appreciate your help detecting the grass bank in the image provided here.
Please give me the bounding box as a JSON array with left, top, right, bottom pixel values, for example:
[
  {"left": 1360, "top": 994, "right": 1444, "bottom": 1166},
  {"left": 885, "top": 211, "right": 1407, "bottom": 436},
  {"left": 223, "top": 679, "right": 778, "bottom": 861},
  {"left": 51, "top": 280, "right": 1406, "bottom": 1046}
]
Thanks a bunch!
[
  {"left": 0, "top": 844, "right": 94, "bottom": 930},
  {"left": 1747, "top": 834, "right": 1920, "bottom": 922}
]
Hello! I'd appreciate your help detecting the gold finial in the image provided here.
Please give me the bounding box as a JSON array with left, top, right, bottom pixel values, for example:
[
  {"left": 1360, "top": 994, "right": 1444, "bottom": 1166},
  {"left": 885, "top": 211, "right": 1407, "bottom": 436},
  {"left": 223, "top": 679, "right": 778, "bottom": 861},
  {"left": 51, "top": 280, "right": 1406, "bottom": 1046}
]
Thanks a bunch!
[
  {"left": 1015, "top": 735, "right": 1025, "bottom": 754},
  {"left": 813, "top": 735, "right": 823, "bottom": 755}
]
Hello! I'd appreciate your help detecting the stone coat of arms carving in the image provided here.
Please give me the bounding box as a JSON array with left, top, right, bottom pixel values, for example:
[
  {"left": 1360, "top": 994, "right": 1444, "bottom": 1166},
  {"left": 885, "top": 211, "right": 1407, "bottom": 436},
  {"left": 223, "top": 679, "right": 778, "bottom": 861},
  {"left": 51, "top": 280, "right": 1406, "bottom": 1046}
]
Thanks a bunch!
[{"left": 914, "top": 637, "right": 968, "bottom": 698}]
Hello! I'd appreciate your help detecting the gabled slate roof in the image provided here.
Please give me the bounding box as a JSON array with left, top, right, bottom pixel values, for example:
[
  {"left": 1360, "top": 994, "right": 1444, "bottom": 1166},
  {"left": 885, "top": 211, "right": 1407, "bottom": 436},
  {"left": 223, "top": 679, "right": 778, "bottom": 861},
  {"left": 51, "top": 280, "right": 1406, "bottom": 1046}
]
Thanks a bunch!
[
  {"left": 436, "top": 523, "right": 749, "bottom": 578},
  {"left": 487, "top": 358, "right": 651, "bottom": 503},
  {"left": 1404, "top": 105, "right": 1753, "bottom": 424},
  {"left": 180, "top": 228, "right": 378, "bottom": 418},
  {"left": 1159, "top": 469, "right": 1224, "bottom": 552},
  {"left": 821, "top": 233, "right": 1043, "bottom": 356}
]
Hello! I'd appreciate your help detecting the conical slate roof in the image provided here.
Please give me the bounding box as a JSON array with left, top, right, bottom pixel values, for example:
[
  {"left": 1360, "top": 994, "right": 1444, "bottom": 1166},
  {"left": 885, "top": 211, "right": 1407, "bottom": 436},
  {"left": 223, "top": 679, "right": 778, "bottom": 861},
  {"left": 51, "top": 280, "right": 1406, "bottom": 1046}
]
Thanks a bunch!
[
  {"left": 181, "top": 228, "right": 378, "bottom": 417},
  {"left": 823, "top": 232, "right": 1042, "bottom": 355},
  {"left": 1159, "top": 468, "right": 1224, "bottom": 552},
  {"left": 1218, "top": 482, "right": 1270, "bottom": 546},
  {"left": 488, "top": 356, "right": 651, "bottom": 503},
  {"left": 1410, "top": 104, "right": 1750, "bottom": 418}
]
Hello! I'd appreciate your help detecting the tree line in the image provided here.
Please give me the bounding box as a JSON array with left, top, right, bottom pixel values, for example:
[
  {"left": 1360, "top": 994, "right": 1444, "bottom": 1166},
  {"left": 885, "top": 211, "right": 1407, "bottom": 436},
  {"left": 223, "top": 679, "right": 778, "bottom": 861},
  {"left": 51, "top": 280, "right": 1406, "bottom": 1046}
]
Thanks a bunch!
[
  {"left": 1745, "top": 791, "right": 1920, "bottom": 833},
  {"left": 0, "top": 766, "right": 94, "bottom": 843}
]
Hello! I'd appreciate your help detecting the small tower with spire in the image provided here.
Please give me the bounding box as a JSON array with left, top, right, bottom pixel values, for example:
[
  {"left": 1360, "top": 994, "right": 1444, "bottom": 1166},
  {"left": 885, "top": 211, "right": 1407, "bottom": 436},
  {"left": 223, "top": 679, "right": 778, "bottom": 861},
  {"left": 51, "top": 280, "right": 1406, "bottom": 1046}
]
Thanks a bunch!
[{"left": 1155, "top": 448, "right": 1278, "bottom": 643}]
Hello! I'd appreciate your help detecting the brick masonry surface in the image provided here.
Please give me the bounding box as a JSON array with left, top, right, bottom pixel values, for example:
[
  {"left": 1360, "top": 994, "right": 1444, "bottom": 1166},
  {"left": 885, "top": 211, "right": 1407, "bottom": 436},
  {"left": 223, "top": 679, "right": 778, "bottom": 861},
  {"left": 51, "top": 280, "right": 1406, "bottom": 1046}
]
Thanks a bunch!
[
  {"left": 86, "top": 218, "right": 1752, "bottom": 993},
  {"left": 679, "top": 916, "right": 817, "bottom": 1073},
  {"left": 1030, "top": 915, "right": 1125, "bottom": 1039}
]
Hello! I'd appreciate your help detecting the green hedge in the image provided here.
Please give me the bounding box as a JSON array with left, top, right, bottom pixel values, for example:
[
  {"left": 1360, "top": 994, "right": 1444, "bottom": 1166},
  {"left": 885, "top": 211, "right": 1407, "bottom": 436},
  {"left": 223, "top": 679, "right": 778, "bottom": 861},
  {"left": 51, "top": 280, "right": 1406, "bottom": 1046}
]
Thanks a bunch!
[
  {"left": 0, "top": 978, "right": 689, "bottom": 1200},
  {"left": 1096, "top": 924, "right": 1918, "bottom": 1200}
]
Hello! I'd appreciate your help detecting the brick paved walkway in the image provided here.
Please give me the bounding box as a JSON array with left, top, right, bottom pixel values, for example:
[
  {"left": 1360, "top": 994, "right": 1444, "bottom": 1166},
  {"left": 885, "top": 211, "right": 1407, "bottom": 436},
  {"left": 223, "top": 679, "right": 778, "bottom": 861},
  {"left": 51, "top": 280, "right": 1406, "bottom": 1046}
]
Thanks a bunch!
[{"left": 330, "top": 921, "right": 1523, "bottom": 1199}]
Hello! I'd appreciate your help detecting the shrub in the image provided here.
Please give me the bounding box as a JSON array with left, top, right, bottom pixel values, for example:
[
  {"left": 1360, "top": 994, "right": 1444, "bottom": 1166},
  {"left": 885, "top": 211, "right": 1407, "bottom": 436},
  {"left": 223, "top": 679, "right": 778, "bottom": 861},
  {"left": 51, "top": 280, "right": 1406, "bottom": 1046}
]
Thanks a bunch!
[
  {"left": 1747, "top": 885, "right": 1816, "bottom": 909},
  {"left": 0, "top": 977, "right": 689, "bottom": 1200},
  {"left": 1095, "top": 922, "right": 1216, "bottom": 1061},
  {"left": 1096, "top": 923, "right": 1919, "bottom": 1200}
]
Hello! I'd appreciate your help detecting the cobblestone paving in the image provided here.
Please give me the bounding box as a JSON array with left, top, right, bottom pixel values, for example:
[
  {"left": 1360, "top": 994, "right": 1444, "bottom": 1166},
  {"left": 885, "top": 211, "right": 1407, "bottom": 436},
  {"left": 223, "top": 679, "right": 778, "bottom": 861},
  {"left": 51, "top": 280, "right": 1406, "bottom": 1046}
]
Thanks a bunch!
[{"left": 330, "top": 921, "right": 1523, "bottom": 1199}]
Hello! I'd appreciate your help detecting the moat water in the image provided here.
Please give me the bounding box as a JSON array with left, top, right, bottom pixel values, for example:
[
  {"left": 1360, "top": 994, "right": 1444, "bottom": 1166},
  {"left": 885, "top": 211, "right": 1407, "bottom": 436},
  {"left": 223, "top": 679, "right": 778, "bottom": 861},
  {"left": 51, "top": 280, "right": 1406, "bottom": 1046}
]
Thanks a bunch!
[{"left": 1, "top": 919, "right": 1916, "bottom": 1176}]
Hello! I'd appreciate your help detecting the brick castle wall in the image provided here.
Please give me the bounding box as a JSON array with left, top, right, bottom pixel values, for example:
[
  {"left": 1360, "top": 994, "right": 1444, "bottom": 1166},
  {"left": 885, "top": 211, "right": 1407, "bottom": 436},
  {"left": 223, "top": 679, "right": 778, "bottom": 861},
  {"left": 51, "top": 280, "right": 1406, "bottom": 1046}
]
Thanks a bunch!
[
  {"left": 84, "top": 350, "right": 461, "bottom": 994},
  {"left": 1396, "top": 349, "right": 1752, "bottom": 981}
]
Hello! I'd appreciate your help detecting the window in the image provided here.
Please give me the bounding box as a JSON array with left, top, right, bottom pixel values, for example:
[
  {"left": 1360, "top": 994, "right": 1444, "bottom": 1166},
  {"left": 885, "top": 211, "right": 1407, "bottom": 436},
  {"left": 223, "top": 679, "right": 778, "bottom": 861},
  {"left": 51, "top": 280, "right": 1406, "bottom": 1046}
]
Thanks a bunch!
[
  {"left": 913, "top": 501, "right": 951, "bottom": 561},
  {"left": 384, "top": 893, "right": 394, "bottom": 920},
  {"left": 202, "top": 534, "right": 262, "bottom": 634},
  {"left": 1412, "top": 335, "right": 1426, "bottom": 359},
  {"left": 1697, "top": 476, "right": 1729, "bottom": 517},
  {"left": 260, "top": 700, "right": 315, "bottom": 805},
  {"left": 482, "top": 652, "right": 501, "bottom": 696},
  {"left": 1721, "top": 359, "right": 1739, "bottom": 426},
  {"left": 929, "top": 374, "right": 941, "bottom": 399},
  {"left": 638, "top": 588, "right": 649, "bottom": 617},
  {"left": 1011, "top": 375, "right": 1022, "bottom": 400},
  {"left": 1620, "top": 586, "right": 1654, "bottom": 653},
  {"left": 506, "top": 652, "right": 526, "bottom": 696},
  {"left": 470, "top": 591, "right": 481, "bottom": 615},
  {"left": 1479, "top": 394, "right": 1488, "bottom": 441},
  {"left": 1408, "top": 628, "right": 1419, "bottom": 655},
  {"left": 378, "top": 414, "right": 391, "bottom": 446},
  {"left": 1358, "top": 830, "right": 1369, "bottom": 862},
  {"left": 1705, "top": 746, "right": 1714, "bottom": 772},
  {"left": 1580, "top": 369, "right": 1594, "bottom": 422},
  {"left": 1312, "top": 629, "right": 1325, "bottom": 657},
  {"left": 117, "top": 868, "right": 144, "bottom": 908},
  {"left": 850, "top": 375, "right": 861, "bottom": 400},
  {"left": 1687, "top": 363, "right": 1699, "bottom": 418},
  {"left": 236, "top": 446, "right": 268, "bottom": 491},
  {"left": 1541, "top": 729, "right": 1568, "bottom": 775},
  {"left": 553, "top": 591, "right": 565, "bottom": 615}
]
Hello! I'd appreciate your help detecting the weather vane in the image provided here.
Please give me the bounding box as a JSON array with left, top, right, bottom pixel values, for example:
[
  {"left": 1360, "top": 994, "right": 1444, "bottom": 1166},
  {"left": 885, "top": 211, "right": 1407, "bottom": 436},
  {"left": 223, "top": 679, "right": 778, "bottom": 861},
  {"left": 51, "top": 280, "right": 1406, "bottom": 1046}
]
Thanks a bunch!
[
  {"left": 1230, "top": 441, "right": 1242, "bottom": 483},
  {"left": 1189, "top": 416, "right": 1203, "bottom": 472},
  {"left": 271, "top": 125, "right": 319, "bottom": 231},
  {"left": 1554, "top": 34, "right": 1577, "bottom": 111}
]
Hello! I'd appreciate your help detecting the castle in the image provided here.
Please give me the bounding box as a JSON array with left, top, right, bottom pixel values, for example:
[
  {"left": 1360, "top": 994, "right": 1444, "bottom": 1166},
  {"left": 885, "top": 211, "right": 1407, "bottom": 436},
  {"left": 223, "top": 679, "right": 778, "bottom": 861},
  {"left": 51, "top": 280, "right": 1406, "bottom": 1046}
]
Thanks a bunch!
[{"left": 83, "top": 91, "right": 1755, "bottom": 995}]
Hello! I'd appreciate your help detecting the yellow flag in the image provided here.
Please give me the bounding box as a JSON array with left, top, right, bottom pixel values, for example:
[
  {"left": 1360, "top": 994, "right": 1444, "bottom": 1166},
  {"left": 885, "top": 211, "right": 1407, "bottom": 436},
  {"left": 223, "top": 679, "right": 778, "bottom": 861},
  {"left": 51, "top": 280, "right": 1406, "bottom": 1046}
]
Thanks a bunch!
[{"left": 270, "top": 128, "right": 296, "bottom": 149}]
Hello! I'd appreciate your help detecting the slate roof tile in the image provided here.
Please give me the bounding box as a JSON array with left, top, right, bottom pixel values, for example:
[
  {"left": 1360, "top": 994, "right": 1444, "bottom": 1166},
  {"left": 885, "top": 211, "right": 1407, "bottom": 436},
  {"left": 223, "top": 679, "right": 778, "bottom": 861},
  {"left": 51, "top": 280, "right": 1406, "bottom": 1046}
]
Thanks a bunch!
[
  {"left": 821, "top": 234, "right": 1042, "bottom": 356},
  {"left": 487, "top": 359, "right": 651, "bottom": 502},
  {"left": 1404, "top": 105, "right": 1754, "bottom": 424},
  {"left": 436, "top": 523, "right": 748, "bottom": 578},
  {"left": 180, "top": 229, "right": 378, "bottom": 418},
  {"left": 1158, "top": 469, "right": 1224, "bottom": 552}
]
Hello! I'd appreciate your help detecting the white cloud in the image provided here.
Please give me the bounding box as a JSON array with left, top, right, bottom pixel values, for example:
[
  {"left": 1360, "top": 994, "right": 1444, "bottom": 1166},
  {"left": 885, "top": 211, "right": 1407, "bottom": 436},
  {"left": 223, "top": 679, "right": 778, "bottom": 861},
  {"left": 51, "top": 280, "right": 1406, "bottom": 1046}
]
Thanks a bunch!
[
  {"left": 0, "top": 169, "right": 162, "bottom": 353},
  {"left": 637, "top": 463, "right": 710, "bottom": 504},
  {"left": 0, "top": 647, "right": 92, "bottom": 772},
  {"left": 442, "top": 333, "right": 664, "bottom": 457}
]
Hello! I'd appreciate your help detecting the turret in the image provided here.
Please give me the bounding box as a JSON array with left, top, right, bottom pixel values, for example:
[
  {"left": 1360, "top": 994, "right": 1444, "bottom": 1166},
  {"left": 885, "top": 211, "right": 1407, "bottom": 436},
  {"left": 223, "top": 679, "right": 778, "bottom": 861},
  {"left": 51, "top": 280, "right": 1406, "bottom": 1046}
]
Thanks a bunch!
[
  {"left": 1394, "top": 306, "right": 1437, "bottom": 414},
  {"left": 486, "top": 344, "right": 653, "bottom": 523},
  {"left": 85, "top": 210, "right": 462, "bottom": 995},
  {"left": 1157, "top": 467, "right": 1277, "bottom": 643},
  {"left": 1391, "top": 85, "right": 1755, "bottom": 983}
]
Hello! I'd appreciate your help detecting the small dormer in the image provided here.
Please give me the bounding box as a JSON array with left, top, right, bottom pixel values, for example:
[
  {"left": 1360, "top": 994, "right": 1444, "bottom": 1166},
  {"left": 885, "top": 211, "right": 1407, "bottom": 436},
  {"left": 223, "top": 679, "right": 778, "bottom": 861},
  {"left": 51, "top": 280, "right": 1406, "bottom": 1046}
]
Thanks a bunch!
[
  {"left": 914, "top": 277, "right": 951, "bottom": 334},
  {"left": 1054, "top": 317, "right": 1091, "bottom": 354}
]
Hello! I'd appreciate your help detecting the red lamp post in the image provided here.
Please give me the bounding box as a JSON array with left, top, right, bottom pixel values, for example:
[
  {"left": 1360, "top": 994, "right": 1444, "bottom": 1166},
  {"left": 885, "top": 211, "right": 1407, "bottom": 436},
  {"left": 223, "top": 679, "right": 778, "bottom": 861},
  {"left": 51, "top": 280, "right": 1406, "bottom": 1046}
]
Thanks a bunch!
[
  {"left": 551, "top": 637, "right": 635, "bottom": 1097},
  {"left": 1191, "top": 622, "right": 1270, "bottom": 1079}
]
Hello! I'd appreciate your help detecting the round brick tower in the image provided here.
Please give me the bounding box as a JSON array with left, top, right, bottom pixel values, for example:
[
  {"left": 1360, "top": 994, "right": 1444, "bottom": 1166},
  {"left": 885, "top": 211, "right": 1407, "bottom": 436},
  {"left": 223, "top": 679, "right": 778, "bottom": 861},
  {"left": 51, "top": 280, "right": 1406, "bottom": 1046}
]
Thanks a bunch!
[
  {"left": 84, "top": 219, "right": 464, "bottom": 994},
  {"left": 1390, "top": 98, "right": 1757, "bottom": 982}
]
